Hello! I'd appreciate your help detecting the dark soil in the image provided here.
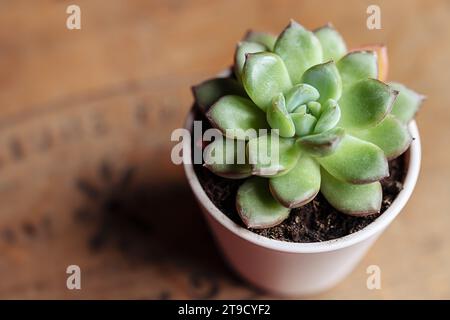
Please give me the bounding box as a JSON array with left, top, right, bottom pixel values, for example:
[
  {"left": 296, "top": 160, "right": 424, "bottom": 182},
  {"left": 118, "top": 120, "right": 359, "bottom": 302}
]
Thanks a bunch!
[{"left": 192, "top": 109, "right": 407, "bottom": 243}]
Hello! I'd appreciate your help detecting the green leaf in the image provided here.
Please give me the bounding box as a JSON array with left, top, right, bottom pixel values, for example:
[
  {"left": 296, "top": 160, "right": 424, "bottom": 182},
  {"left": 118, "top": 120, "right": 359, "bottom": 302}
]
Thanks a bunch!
[
  {"left": 242, "top": 52, "right": 293, "bottom": 111},
  {"left": 350, "top": 45, "right": 389, "bottom": 81},
  {"left": 306, "top": 101, "right": 321, "bottom": 118},
  {"left": 291, "top": 113, "right": 317, "bottom": 136},
  {"left": 274, "top": 20, "right": 323, "bottom": 84},
  {"left": 389, "top": 82, "right": 425, "bottom": 123},
  {"left": 292, "top": 104, "right": 307, "bottom": 114},
  {"left": 317, "top": 134, "right": 389, "bottom": 184},
  {"left": 236, "top": 177, "right": 290, "bottom": 228},
  {"left": 339, "top": 78, "right": 398, "bottom": 129},
  {"left": 247, "top": 134, "right": 300, "bottom": 177},
  {"left": 314, "top": 24, "right": 347, "bottom": 62},
  {"left": 269, "top": 155, "right": 320, "bottom": 208},
  {"left": 351, "top": 115, "right": 412, "bottom": 160},
  {"left": 192, "top": 77, "right": 247, "bottom": 112},
  {"left": 320, "top": 168, "right": 382, "bottom": 216},
  {"left": 234, "top": 41, "right": 266, "bottom": 81},
  {"left": 267, "top": 94, "right": 296, "bottom": 138},
  {"left": 301, "top": 61, "right": 342, "bottom": 104},
  {"left": 313, "top": 99, "right": 341, "bottom": 133},
  {"left": 337, "top": 51, "right": 378, "bottom": 88},
  {"left": 206, "top": 95, "right": 268, "bottom": 140},
  {"left": 297, "top": 127, "right": 344, "bottom": 157},
  {"left": 243, "top": 30, "right": 276, "bottom": 51},
  {"left": 203, "top": 137, "right": 252, "bottom": 179},
  {"left": 284, "top": 83, "right": 320, "bottom": 112}
]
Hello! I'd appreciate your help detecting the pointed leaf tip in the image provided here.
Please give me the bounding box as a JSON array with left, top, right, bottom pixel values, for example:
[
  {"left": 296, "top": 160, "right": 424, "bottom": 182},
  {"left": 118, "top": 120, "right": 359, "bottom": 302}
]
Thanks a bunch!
[
  {"left": 351, "top": 44, "right": 389, "bottom": 81},
  {"left": 243, "top": 30, "right": 276, "bottom": 51},
  {"left": 314, "top": 24, "right": 347, "bottom": 62},
  {"left": 337, "top": 51, "right": 378, "bottom": 88},
  {"left": 274, "top": 21, "right": 323, "bottom": 84},
  {"left": 291, "top": 113, "right": 317, "bottom": 137},
  {"left": 234, "top": 41, "right": 266, "bottom": 81}
]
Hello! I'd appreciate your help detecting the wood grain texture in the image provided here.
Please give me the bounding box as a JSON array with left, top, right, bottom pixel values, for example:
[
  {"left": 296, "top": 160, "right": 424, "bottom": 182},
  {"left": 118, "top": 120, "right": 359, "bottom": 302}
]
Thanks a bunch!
[{"left": 0, "top": 0, "right": 448, "bottom": 299}]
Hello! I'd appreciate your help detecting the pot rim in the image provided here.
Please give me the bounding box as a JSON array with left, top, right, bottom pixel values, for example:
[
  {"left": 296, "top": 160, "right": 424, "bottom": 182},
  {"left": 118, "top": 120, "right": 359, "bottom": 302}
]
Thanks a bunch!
[{"left": 183, "top": 110, "right": 421, "bottom": 253}]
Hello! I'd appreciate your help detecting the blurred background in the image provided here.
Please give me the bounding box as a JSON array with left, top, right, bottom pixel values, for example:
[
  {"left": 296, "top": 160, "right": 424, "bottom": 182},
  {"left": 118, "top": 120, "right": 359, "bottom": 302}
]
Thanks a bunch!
[{"left": 0, "top": 0, "right": 448, "bottom": 299}]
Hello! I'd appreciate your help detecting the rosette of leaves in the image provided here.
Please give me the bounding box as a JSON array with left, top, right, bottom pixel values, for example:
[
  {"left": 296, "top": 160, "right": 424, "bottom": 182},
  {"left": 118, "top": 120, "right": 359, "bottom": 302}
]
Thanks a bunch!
[{"left": 193, "top": 20, "right": 424, "bottom": 229}]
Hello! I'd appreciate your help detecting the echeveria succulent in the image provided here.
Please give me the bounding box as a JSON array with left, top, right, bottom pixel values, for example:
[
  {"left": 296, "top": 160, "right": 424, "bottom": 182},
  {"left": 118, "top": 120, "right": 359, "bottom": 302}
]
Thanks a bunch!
[{"left": 193, "top": 20, "right": 424, "bottom": 229}]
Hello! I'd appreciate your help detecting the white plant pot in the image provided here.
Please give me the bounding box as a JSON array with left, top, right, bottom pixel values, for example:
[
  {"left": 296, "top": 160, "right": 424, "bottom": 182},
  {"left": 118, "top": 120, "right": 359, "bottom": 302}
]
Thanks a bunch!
[{"left": 183, "top": 110, "right": 421, "bottom": 296}]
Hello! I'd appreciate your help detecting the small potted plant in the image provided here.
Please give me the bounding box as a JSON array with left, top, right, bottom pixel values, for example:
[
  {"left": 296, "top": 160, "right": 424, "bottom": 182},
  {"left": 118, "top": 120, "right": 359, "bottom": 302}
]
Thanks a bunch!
[{"left": 182, "top": 20, "right": 424, "bottom": 296}]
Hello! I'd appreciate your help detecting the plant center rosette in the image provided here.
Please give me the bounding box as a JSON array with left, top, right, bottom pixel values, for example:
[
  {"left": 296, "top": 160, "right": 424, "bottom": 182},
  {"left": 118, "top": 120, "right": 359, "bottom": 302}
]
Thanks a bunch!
[{"left": 192, "top": 20, "right": 424, "bottom": 229}]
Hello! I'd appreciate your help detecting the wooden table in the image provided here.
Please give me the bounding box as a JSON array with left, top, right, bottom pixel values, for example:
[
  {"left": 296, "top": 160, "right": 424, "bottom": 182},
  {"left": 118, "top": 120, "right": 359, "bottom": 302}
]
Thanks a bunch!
[{"left": 0, "top": 0, "right": 448, "bottom": 299}]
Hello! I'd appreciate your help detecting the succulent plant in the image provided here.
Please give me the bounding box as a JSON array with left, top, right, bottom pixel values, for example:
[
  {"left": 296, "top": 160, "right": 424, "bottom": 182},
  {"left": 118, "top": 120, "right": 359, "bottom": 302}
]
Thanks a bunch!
[{"left": 192, "top": 20, "right": 424, "bottom": 229}]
